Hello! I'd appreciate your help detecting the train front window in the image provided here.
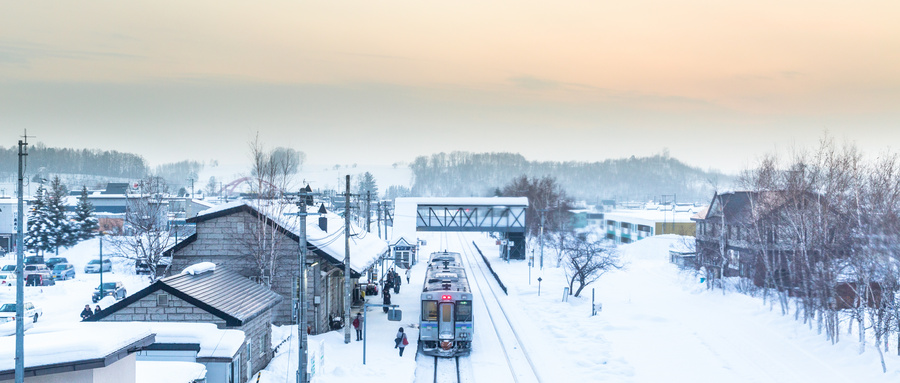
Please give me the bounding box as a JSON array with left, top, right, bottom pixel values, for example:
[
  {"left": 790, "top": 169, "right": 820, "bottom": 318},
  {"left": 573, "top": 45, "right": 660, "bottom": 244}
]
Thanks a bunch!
[
  {"left": 422, "top": 301, "right": 438, "bottom": 321},
  {"left": 456, "top": 301, "right": 472, "bottom": 321},
  {"left": 441, "top": 304, "right": 453, "bottom": 322}
]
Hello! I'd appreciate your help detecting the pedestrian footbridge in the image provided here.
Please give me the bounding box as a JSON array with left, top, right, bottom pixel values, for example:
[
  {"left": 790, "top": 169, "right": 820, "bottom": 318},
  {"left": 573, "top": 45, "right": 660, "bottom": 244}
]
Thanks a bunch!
[{"left": 392, "top": 197, "right": 528, "bottom": 259}]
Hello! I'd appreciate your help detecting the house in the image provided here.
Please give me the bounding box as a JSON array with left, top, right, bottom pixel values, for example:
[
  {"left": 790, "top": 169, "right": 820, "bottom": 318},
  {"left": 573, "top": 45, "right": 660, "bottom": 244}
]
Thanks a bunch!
[
  {"left": 0, "top": 323, "right": 154, "bottom": 383},
  {"left": 0, "top": 197, "right": 27, "bottom": 253},
  {"left": 86, "top": 264, "right": 282, "bottom": 382},
  {"left": 602, "top": 208, "right": 697, "bottom": 244},
  {"left": 693, "top": 190, "right": 850, "bottom": 287},
  {"left": 137, "top": 322, "right": 245, "bottom": 383},
  {"left": 390, "top": 198, "right": 419, "bottom": 269},
  {"left": 163, "top": 200, "right": 389, "bottom": 332},
  {"left": 693, "top": 191, "right": 758, "bottom": 280}
]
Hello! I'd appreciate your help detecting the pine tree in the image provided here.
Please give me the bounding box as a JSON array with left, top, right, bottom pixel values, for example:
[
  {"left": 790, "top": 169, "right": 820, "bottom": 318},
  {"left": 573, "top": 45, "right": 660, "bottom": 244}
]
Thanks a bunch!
[
  {"left": 75, "top": 186, "right": 99, "bottom": 240},
  {"left": 46, "top": 176, "right": 76, "bottom": 254},
  {"left": 357, "top": 172, "right": 378, "bottom": 198},
  {"left": 24, "top": 184, "right": 51, "bottom": 255}
]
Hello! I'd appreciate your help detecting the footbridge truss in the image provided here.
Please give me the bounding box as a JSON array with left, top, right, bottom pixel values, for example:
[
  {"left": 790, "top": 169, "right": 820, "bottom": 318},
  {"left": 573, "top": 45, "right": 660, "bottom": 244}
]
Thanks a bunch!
[{"left": 392, "top": 197, "right": 528, "bottom": 259}]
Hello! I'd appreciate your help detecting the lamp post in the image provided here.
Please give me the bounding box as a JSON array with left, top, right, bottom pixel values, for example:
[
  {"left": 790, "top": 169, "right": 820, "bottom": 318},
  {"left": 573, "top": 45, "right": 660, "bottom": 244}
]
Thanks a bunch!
[{"left": 99, "top": 233, "right": 106, "bottom": 297}]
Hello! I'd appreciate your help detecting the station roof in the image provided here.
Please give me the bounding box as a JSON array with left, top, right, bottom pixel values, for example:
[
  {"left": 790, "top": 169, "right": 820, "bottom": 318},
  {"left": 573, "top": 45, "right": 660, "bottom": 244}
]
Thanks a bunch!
[{"left": 187, "top": 200, "right": 388, "bottom": 274}]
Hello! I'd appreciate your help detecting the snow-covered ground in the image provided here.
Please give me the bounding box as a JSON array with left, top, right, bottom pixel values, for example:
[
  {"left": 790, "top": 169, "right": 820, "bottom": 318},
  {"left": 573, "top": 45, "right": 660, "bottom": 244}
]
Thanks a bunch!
[
  {"left": 263, "top": 231, "right": 900, "bottom": 383},
  {"left": 483, "top": 233, "right": 900, "bottom": 383},
  {"left": 0, "top": 238, "right": 151, "bottom": 326},
  {"left": 7, "top": 231, "right": 900, "bottom": 383}
]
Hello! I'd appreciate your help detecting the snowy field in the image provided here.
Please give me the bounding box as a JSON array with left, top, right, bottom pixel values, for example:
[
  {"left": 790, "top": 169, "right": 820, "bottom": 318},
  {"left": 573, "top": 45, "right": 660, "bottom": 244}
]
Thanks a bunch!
[
  {"left": 263, "top": 231, "right": 900, "bottom": 383},
  {"left": 0, "top": 238, "right": 151, "bottom": 327}
]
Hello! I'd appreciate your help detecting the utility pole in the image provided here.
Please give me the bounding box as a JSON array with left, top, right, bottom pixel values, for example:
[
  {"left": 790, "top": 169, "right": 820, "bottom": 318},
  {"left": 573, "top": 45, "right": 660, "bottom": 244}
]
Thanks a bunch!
[
  {"left": 376, "top": 201, "right": 382, "bottom": 239},
  {"left": 286, "top": 189, "right": 317, "bottom": 383},
  {"left": 187, "top": 177, "right": 194, "bottom": 199},
  {"left": 343, "top": 175, "right": 352, "bottom": 344},
  {"left": 661, "top": 194, "right": 675, "bottom": 235},
  {"left": 15, "top": 136, "right": 28, "bottom": 383},
  {"left": 365, "top": 191, "right": 371, "bottom": 233}
]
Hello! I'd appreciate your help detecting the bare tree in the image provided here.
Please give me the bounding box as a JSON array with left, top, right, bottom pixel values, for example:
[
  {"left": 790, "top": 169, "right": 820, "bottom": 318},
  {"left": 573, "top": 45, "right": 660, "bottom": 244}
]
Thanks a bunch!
[
  {"left": 109, "top": 176, "right": 174, "bottom": 282},
  {"left": 242, "top": 134, "right": 303, "bottom": 285},
  {"left": 563, "top": 233, "right": 624, "bottom": 297}
]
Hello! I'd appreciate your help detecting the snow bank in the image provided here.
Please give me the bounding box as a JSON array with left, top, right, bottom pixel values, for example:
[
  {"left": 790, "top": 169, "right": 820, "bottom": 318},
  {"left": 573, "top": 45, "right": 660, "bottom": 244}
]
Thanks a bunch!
[{"left": 181, "top": 262, "right": 216, "bottom": 275}]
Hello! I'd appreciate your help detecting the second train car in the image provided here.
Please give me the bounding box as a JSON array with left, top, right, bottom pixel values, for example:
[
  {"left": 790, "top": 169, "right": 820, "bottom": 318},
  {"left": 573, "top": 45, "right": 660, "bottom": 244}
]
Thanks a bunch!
[{"left": 419, "top": 251, "right": 473, "bottom": 356}]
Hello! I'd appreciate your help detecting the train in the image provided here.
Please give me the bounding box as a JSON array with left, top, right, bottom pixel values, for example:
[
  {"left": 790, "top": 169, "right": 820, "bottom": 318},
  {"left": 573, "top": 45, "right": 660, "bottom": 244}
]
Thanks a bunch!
[{"left": 419, "top": 251, "right": 474, "bottom": 357}]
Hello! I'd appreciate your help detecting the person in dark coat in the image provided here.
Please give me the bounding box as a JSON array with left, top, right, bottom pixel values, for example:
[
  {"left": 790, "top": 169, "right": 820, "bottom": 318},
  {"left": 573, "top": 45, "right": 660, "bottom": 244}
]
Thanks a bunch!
[
  {"left": 382, "top": 290, "right": 391, "bottom": 313},
  {"left": 395, "top": 327, "right": 409, "bottom": 356},
  {"left": 352, "top": 313, "right": 363, "bottom": 341},
  {"left": 80, "top": 305, "right": 93, "bottom": 320},
  {"left": 384, "top": 276, "right": 394, "bottom": 293},
  {"left": 393, "top": 271, "right": 401, "bottom": 294},
  {"left": 94, "top": 305, "right": 102, "bottom": 316}
]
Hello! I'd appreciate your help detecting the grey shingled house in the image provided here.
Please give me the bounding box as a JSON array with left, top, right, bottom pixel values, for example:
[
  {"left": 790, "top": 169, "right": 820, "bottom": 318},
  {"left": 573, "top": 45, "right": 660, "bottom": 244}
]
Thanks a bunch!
[{"left": 86, "top": 267, "right": 282, "bottom": 381}]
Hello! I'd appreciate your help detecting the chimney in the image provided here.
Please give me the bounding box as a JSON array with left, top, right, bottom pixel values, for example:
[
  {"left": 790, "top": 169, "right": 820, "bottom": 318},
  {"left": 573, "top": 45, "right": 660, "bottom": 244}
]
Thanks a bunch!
[{"left": 318, "top": 204, "right": 328, "bottom": 232}]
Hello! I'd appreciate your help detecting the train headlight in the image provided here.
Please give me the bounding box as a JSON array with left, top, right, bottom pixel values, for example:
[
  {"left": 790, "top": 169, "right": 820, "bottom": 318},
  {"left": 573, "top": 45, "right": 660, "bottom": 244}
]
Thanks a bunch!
[{"left": 441, "top": 295, "right": 451, "bottom": 301}]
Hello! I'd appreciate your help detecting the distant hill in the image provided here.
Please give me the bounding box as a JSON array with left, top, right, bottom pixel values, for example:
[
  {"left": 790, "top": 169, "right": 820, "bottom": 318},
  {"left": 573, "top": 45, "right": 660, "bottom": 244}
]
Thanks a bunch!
[{"left": 409, "top": 152, "right": 733, "bottom": 204}]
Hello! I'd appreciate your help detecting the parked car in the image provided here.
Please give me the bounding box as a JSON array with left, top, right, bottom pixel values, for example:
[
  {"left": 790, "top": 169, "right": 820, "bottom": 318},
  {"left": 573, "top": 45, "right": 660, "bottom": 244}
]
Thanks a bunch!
[
  {"left": 50, "top": 263, "right": 76, "bottom": 280},
  {"left": 23, "top": 255, "right": 44, "bottom": 265},
  {"left": 0, "top": 264, "right": 15, "bottom": 275},
  {"left": 84, "top": 258, "right": 112, "bottom": 273},
  {"left": 0, "top": 302, "right": 43, "bottom": 323},
  {"left": 23, "top": 264, "right": 51, "bottom": 279},
  {"left": 25, "top": 273, "right": 55, "bottom": 286},
  {"left": 45, "top": 257, "right": 68, "bottom": 270},
  {"left": 0, "top": 315, "right": 33, "bottom": 337},
  {"left": 92, "top": 281, "right": 126, "bottom": 303},
  {"left": 0, "top": 274, "right": 16, "bottom": 287},
  {"left": 135, "top": 260, "right": 151, "bottom": 275}
]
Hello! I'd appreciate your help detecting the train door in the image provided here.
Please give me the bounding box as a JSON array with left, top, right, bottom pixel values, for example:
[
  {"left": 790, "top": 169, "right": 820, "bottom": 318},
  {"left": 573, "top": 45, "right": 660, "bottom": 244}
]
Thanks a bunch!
[{"left": 438, "top": 302, "right": 455, "bottom": 339}]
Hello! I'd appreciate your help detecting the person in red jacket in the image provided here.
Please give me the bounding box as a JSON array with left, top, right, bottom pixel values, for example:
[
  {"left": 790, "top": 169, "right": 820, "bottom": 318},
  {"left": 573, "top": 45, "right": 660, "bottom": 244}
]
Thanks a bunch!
[{"left": 352, "top": 313, "right": 363, "bottom": 341}]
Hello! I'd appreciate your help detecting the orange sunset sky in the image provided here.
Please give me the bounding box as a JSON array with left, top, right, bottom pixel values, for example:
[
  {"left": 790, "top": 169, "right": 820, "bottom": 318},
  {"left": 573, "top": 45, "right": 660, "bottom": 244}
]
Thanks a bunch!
[{"left": 2, "top": 1, "right": 898, "bottom": 173}]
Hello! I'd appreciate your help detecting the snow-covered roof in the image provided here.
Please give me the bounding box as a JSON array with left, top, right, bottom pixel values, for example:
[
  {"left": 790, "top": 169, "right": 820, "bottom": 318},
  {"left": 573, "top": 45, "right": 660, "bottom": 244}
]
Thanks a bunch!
[
  {"left": 145, "top": 322, "right": 245, "bottom": 359},
  {"left": 391, "top": 198, "right": 419, "bottom": 246},
  {"left": 0, "top": 322, "right": 154, "bottom": 372},
  {"left": 137, "top": 361, "right": 207, "bottom": 383},
  {"left": 191, "top": 200, "right": 388, "bottom": 273}
]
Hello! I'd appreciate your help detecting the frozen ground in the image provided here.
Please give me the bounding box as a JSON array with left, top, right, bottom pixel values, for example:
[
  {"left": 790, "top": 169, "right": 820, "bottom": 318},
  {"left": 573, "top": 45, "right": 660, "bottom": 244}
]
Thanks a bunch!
[{"left": 263, "top": 231, "right": 900, "bottom": 383}]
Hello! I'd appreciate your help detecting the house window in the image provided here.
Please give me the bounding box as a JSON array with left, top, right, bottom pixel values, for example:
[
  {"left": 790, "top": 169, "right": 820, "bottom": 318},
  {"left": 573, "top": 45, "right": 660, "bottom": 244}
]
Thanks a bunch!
[{"left": 157, "top": 294, "right": 169, "bottom": 307}]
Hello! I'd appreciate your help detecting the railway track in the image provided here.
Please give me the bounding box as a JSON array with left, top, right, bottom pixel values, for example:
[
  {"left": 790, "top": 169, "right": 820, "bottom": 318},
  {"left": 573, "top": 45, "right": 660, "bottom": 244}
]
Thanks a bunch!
[
  {"left": 433, "top": 356, "right": 460, "bottom": 383},
  {"left": 455, "top": 234, "right": 542, "bottom": 383}
]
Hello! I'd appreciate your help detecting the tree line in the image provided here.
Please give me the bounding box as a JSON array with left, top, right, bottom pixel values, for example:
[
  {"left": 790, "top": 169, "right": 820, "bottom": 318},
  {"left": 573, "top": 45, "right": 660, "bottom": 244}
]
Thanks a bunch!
[
  {"left": 409, "top": 151, "right": 729, "bottom": 203},
  {"left": 0, "top": 143, "right": 148, "bottom": 179}
]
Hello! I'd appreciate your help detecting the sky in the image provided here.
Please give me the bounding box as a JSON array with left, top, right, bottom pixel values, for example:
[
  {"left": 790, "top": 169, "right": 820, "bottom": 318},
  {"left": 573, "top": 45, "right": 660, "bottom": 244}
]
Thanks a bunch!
[{"left": 1, "top": 0, "right": 898, "bottom": 174}]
